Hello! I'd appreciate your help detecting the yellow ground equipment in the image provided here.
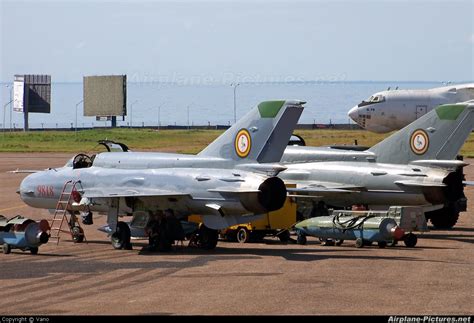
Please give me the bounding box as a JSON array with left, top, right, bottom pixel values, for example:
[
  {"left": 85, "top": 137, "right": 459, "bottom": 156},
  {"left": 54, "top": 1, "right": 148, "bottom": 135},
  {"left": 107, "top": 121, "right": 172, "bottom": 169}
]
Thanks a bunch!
[{"left": 223, "top": 196, "right": 296, "bottom": 243}]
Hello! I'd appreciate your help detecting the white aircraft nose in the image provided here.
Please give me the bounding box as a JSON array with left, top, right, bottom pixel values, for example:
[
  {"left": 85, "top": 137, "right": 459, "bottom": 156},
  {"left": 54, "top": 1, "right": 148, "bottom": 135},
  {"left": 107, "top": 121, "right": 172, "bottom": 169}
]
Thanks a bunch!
[{"left": 347, "top": 105, "right": 360, "bottom": 122}]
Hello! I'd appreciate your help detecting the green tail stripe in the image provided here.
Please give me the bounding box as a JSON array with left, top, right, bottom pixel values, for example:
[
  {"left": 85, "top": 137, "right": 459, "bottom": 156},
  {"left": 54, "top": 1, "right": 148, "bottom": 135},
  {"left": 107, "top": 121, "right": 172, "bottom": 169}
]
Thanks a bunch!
[
  {"left": 258, "top": 100, "right": 286, "bottom": 118},
  {"left": 436, "top": 104, "right": 466, "bottom": 120}
]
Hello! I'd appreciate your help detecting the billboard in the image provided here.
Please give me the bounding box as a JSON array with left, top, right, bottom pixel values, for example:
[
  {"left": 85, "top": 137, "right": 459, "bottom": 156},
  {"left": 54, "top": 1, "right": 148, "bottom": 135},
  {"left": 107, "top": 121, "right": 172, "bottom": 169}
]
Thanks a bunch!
[
  {"left": 13, "top": 77, "right": 25, "bottom": 112},
  {"left": 83, "top": 75, "right": 127, "bottom": 117},
  {"left": 13, "top": 74, "right": 51, "bottom": 113}
]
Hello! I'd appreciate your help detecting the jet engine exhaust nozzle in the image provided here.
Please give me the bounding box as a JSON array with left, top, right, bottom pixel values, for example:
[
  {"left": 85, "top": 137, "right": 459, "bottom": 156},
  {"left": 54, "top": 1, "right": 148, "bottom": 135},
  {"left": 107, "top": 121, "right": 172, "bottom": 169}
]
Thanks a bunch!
[{"left": 257, "top": 176, "right": 287, "bottom": 212}]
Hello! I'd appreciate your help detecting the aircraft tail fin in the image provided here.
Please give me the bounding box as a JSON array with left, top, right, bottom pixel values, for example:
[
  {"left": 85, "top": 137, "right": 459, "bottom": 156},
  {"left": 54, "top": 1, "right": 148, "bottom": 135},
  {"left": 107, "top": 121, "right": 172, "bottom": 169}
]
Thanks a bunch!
[
  {"left": 198, "top": 100, "right": 305, "bottom": 163},
  {"left": 368, "top": 102, "right": 474, "bottom": 164}
]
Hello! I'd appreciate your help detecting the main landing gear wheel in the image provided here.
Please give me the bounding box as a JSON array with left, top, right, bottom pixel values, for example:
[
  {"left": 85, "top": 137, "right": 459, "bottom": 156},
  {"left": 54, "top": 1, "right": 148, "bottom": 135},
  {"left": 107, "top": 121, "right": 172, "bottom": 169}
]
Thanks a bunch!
[
  {"left": 111, "top": 221, "right": 132, "bottom": 250},
  {"left": 30, "top": 247, "right": 39, "bottom": 255},
  {"left": 429, "top": 207, "right": 459, "bottom": 230},
  {"left": 236, "top": 227, "right": 250, "bottom": 244},
  {"left": 403, "top": 233, "right": 418, "bottom": 248},
  {"left": 355, "top": 238, "right": 364, "bottom": 248},
  {"left": 198, "top": 225, "right": 218, "bottom": 250},
  {"left": 72, "top": 226, "right": 85, "bottom": 243},
  {"left": 426, "top": 203, "right": 461, "bottom": 230}
]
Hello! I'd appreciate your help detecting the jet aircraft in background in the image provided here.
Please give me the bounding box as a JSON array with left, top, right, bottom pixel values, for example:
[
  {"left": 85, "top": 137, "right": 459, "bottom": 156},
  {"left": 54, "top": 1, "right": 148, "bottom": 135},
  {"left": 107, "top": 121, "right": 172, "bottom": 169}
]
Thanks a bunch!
[
  {"left": 348, "top": 83, "right": 474, "bottom": 133},
  {"left": 282, "top": 102, "right": 474, "bottom": 229}
]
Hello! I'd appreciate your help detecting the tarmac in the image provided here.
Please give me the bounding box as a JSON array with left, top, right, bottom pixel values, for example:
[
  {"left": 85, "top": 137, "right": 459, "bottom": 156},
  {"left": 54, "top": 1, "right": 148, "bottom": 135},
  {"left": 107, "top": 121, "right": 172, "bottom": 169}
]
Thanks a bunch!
[{"left": 0, "top": 153, "right": 473, "bottom": 315}]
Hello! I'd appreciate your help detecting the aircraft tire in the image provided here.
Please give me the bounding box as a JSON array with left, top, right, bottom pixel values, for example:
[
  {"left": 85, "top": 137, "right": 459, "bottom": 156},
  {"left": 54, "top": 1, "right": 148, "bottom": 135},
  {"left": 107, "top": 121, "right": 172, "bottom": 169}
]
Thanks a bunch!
[
  {"left": 429, "top": 207, "right": 459, "bottom": 229},
  {"left": 72, "top": 226, "right": 85, "bottom": 243},
  {"left": 3, "top": 243, "right": 11, "bottom": 254},
  {"left": 377, "top": 241, "right": 387, "bottom": 248},
  {"left": 111, "top": 222, "right": 131, "bottom": 250},
  {"left": 355, "top": 238, "right": 364, "bottom": 248},
  {"left": 30, "top": 247, "right": 39, "bottom": 255},
  {"left": 199, "top": 225, "right": 218, "bottom": 250},
  {"left": 403, "top": 233, "right": 417, "bottom": 248}
]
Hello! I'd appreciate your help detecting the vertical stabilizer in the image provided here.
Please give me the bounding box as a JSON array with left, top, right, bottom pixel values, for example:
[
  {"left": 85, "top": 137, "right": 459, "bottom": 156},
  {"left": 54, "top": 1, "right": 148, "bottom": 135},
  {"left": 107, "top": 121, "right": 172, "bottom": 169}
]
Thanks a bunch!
[
  {"left": 198, "top": 100, "right": 305, "bottom": 163},
  {"left": 369, "top": 102, "right": 474, "bottom": 164}
]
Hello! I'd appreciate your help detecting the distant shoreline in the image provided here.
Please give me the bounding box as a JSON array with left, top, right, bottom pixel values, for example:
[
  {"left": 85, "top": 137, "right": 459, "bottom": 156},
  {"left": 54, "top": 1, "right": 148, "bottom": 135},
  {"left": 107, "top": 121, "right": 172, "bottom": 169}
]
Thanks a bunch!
[{"left": 1, "top": 80, "right": 472, "bottom": 85}]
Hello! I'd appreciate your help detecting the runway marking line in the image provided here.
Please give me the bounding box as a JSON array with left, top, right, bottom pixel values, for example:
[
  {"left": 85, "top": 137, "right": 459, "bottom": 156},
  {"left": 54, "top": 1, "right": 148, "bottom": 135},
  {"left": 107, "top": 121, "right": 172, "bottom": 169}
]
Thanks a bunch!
[{"left": 0, "top": 204, "right": 27, "bottom": 212}]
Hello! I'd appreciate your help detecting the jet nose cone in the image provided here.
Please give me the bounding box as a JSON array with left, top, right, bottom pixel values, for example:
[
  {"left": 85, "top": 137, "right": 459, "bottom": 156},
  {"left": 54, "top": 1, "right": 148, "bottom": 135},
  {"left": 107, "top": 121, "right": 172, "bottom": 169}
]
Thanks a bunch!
[
  {"left": 348, "top": 105, "right": 360, "bottom": 122},
  {"left": 19, "top": 174, "right": 35, "bottom": 198}
]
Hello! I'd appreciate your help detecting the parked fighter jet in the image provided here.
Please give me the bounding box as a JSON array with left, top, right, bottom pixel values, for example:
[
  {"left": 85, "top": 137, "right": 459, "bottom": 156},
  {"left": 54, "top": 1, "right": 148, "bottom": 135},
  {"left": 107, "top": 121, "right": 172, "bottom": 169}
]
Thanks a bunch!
[
  {"left": 19, "top": 100, "right": 305, "bottom": 250},
  {"left": 348, "top": 83, "right": 474, "bottom": 133},
  {"left": 281, "top": 101, "right": 474, "bottom": 229}
]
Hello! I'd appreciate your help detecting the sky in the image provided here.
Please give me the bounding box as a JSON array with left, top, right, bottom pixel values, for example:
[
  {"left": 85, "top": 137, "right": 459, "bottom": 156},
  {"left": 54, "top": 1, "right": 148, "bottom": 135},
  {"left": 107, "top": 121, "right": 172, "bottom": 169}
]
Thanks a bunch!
[{"left": 0, "top": 0, "right": 473, "bottom": 83}]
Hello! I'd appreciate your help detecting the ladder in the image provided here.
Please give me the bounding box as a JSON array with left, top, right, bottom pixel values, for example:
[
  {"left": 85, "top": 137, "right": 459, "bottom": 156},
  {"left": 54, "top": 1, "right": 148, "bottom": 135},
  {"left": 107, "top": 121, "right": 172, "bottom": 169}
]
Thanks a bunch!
[{"left": 49, "top": 180, "right": 87, "bottom": 245}]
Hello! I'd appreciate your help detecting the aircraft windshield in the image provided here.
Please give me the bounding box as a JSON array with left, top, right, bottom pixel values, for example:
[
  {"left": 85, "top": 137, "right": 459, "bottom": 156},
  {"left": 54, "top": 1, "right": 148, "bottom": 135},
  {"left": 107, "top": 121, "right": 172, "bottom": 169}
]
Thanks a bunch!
[
  {"left": 358, "top": 94, "right": 385, "bottom": 107},
  {"left": 64, "top": 158, "right": 74, "bottom": 167},
  {"left": 72, "top": 154, "right": 94, "bottom": 169}
]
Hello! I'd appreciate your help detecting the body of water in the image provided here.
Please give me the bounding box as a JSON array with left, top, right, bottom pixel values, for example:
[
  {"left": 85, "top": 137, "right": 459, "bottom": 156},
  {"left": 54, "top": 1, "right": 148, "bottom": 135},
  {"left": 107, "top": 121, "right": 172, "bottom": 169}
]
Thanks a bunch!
[{"left": 0, "top": 81, "right": 450, "bottom": 129}]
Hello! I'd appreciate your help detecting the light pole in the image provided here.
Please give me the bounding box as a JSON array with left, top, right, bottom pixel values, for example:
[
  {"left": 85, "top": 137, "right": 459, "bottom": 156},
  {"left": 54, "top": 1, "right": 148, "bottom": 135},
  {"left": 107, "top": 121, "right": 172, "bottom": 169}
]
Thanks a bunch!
[
  {"left": 187, "top": 105, "right": 190, "bottom": 130},
  {"left": 5, "top": 84, "right": 13, "bottom": 132},
  {"left": 130, "top": 99, "right": 138, "bottom": 128},
  {"left": 158, "top": 105, "right": 161, "bottom": 129},
  {"left": 157, "top": 103, "right": 166, "bottom": 130},
  {"left": 75, "top": 99, "right": 83, "bottom": 136},
  {"left": 186, "top": 102, "right": 194, "bottom": 130},
  {"left": 231, "top": 83, "right": 240, "bottom": 124},
  {"left": 3, "top": 99, "right": 12, "bottom": 135}
]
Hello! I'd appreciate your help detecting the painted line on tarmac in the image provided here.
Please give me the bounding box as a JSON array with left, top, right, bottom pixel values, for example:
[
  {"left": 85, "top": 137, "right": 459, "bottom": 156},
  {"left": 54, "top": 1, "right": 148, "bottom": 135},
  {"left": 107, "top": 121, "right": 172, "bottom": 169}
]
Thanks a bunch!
[{"left": 0, "top": 204, "right": 27, "bottom": 212}]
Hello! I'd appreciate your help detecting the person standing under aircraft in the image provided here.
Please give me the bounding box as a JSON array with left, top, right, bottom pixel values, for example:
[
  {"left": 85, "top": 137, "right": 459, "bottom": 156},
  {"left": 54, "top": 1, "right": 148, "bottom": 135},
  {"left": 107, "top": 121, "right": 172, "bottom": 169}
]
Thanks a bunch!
[{"left": 143, "top": 211, "right": 162, "bottom": 252}]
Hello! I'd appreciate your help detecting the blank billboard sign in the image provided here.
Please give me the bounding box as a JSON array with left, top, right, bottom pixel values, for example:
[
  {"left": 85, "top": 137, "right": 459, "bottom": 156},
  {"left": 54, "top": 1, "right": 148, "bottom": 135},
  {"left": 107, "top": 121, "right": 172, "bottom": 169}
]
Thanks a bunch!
[{"left": 83, "top": 75, "right": 127, "bottom": 116}]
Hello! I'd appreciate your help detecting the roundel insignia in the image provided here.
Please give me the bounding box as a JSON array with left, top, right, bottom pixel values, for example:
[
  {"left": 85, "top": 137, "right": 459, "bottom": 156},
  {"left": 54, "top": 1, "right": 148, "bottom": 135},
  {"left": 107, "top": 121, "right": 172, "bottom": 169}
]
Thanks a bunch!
[
  {"left": 410, "top": 129, "right": 429, "bottom": 155},
  {"left": 235, "top": 129, "right": 251, "bottom": 158}
]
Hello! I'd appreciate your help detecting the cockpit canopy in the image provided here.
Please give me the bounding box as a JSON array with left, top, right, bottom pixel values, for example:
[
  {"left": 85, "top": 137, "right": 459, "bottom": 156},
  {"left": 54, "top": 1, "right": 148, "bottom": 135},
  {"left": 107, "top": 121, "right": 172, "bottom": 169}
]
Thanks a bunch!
[
  {"left": 65, "top": 154, "right": 95, "bottom": 169},
  {"left": 358, "top": 94, "right": 385, "bottom": 107}
]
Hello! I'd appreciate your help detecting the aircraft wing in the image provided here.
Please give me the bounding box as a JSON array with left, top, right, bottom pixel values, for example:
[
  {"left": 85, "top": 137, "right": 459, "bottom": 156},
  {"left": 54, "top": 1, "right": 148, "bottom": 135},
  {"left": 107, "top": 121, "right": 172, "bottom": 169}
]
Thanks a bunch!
[
  {"left": 83, "top": 187, "right": 191, "bottom": 198},
  {"left": 286, "top": 181, "right": 365, "bottom": 197},
  {"left": 464, "top": 181, "right": 474, "bottom": 186}
]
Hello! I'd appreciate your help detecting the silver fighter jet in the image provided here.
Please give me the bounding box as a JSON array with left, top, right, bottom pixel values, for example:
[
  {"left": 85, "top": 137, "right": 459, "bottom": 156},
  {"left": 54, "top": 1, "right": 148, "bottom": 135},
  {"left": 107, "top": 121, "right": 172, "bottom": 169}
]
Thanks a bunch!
[
  {"left": 19, "top": 100, "right": 305, "bottom": 249},
  {"left": 280, "top": 102, "right": 474, "bottom": 229}
]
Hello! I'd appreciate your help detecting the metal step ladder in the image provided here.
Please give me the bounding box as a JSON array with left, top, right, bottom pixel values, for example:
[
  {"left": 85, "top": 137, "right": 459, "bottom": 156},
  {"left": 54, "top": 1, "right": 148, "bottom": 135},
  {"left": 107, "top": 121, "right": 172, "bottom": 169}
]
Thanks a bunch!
[{"left": 49, "top": 180, "right": 87, "bottom": 244}]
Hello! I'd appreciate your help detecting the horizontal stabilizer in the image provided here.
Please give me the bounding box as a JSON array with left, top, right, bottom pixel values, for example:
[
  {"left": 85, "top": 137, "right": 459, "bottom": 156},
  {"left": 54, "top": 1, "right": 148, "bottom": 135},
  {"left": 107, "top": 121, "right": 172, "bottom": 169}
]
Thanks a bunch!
[
  {"left": 409, "top": 160, "right": 469, "bottom": 169},
  {"left": 235, "top": 163, "right": 287, "bottom": 176},
  {"left": 208, "top": 188, "right": 260, "bottom": 194},
  {"left": 287, "top": 187, "right": 353, "bottom": 195},
  {"left": 394, "top": 180, "right": 446, "bottom": 188},
  {"left": 286, "top": 181, "right": 365, "bottom": 197}
]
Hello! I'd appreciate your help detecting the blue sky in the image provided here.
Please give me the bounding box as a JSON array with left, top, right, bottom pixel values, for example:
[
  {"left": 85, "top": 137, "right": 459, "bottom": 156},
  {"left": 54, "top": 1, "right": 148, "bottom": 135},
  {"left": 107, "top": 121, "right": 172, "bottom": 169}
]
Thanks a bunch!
[{"left": 0, "top": 0, "right": 473, "bottom": 83}]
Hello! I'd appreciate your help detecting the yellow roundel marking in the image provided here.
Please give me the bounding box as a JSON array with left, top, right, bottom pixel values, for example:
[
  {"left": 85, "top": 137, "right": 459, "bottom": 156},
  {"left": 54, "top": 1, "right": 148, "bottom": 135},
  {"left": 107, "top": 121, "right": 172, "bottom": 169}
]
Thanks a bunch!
[
  {"left": 235, "top": 129, "right": 251, "bottom": 158},
  {"left": 410, "top": 129, "right": 429, "bottom": 155}
]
